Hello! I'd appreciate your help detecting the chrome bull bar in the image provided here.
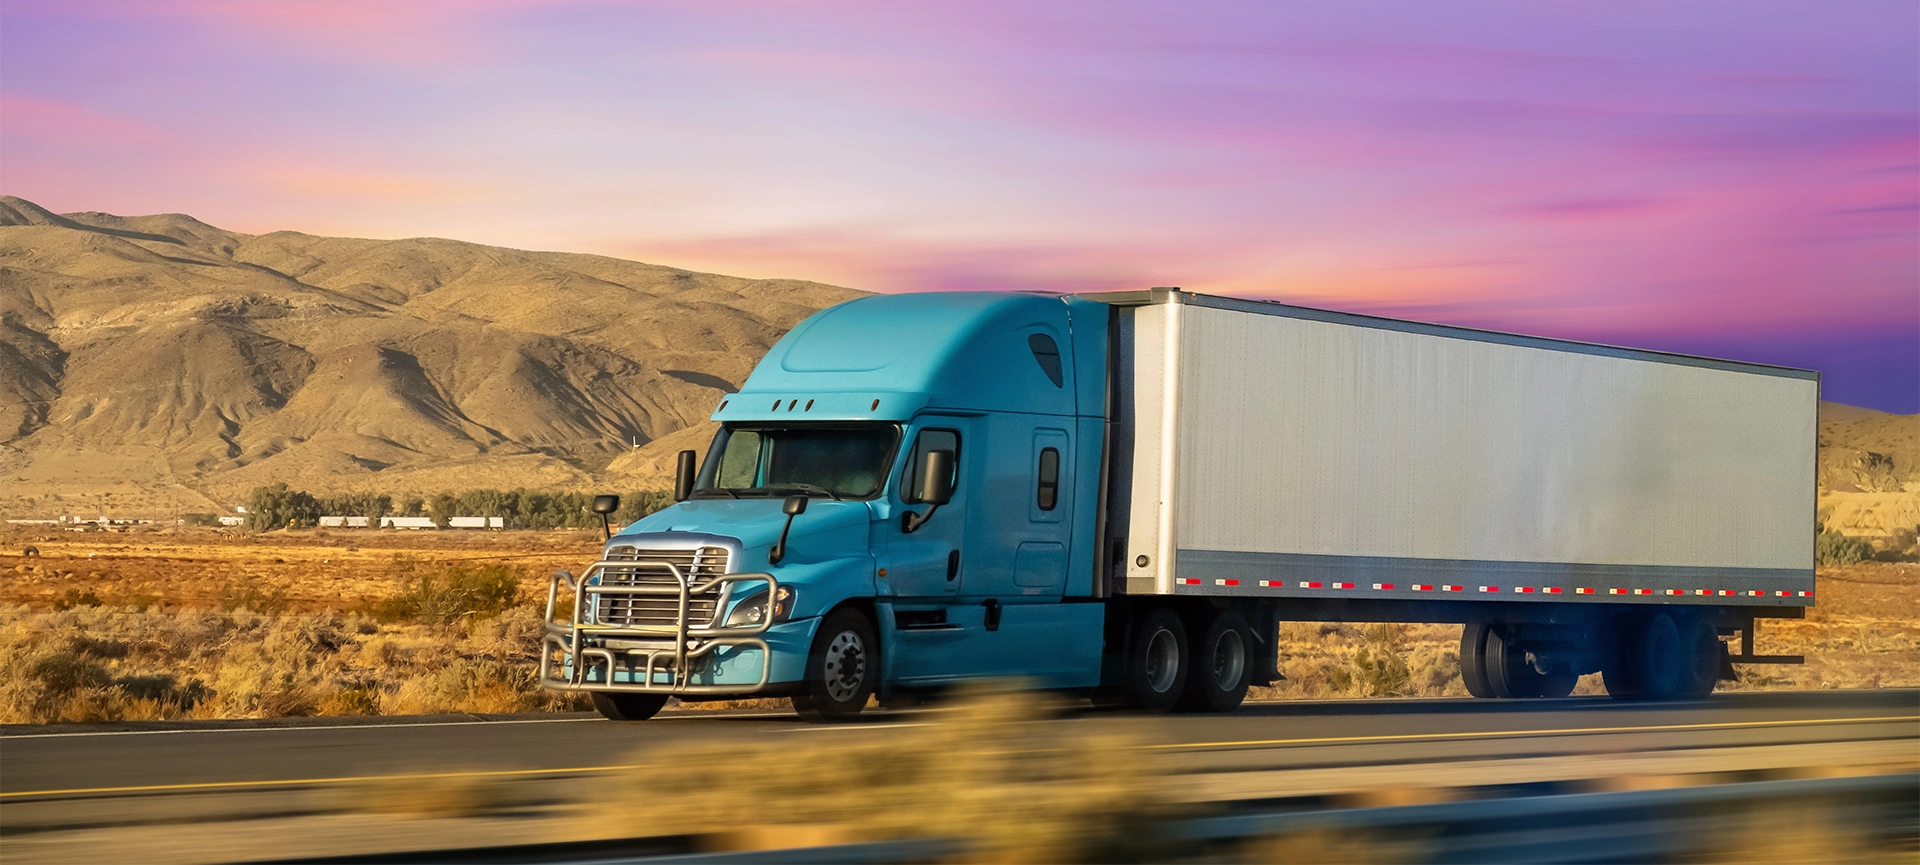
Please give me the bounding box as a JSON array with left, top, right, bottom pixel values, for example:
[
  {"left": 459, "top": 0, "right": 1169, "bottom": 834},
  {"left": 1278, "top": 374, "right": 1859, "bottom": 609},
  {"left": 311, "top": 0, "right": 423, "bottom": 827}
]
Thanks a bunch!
[{"left": 541, "top": 559, "right": 778, "bottom": 694}]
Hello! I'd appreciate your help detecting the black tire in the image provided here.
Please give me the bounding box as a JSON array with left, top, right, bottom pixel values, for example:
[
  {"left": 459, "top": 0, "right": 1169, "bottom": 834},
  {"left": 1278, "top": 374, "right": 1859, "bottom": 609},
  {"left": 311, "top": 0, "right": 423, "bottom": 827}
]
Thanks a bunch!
[
  {"left": 1605, "top": 612, "right": 1685, "bottom": 700},
  {"left": 1676, "top": 615, "right": 1721, "bottom": 700},
  {"left": 1180, "top": 609, "right": 1252, "bottom": 713},
  {"left": 1124, "top": 607, "right": 1189, "bottom": 713},
  {"left": 591, "top": 691, "right": 669, "bottom": 721},
  {"left": 792, "top": 607, "right": 878, "bottom": 723},
  {"left": 1481, "top": 626, "right": 1579, "bottom": 698},
  {"left": 1460, "top": 622, "right": 1494, "bottom": 698}
]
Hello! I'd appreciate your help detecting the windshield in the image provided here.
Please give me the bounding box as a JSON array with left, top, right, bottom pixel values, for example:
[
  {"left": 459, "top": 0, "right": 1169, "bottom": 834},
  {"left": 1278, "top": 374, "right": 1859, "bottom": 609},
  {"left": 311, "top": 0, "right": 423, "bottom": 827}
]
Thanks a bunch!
[{"left": 693, "top": 423, "right": 900, "bottom": 500}]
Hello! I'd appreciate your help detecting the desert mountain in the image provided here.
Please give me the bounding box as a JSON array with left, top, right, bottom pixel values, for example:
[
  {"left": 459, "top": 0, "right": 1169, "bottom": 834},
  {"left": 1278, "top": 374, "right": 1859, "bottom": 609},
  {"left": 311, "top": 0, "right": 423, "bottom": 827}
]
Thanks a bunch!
[
  {"left": 0, "top": 196, "right": 862, "bottom": 515},
  {"left": 1818, "top": 400, "right": 1920, "bottom": 540}
]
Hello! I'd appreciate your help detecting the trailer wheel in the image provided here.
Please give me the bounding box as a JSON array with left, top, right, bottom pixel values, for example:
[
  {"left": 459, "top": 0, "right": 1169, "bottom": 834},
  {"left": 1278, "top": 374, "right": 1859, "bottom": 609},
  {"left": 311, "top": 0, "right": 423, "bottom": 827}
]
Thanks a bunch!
[
  {"left": 1180, "top": 609, "right": 1251, "bottom": 712},
  {"left": 792, "top": 608, "right": 878, "bottom": 723},
  {"left": 1676, "top": 615, "right": 1721, "bottom": 699},
  {"left": 1124, "top": 607, "right": 1189, "bottom": 713},
  {"left": 1604, "top": 612, "right": 1688, "bottom": 700},
  {"left": 591, "top": 692, "right": 669, "bottom": 721},
  {"left": 1459, "top": 623, "right": 1495, "bottom": 698},
  {"left": 1480, "top": 626, "right": 1578, "bottom": 698}
]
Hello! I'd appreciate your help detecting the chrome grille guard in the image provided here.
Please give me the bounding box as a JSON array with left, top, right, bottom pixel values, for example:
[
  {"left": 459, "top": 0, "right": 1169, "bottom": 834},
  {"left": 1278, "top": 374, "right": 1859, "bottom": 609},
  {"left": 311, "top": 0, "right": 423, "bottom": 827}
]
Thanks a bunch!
[{"left": 541, "top": 559, "right": 778, "bottom": 694}]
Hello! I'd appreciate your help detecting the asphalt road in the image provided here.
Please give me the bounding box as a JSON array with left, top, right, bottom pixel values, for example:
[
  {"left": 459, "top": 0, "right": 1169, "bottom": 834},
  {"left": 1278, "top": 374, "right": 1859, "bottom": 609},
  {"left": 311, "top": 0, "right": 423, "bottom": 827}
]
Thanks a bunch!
[{"left": 4, "top": 690, "right": 1915, "bottom": 800}]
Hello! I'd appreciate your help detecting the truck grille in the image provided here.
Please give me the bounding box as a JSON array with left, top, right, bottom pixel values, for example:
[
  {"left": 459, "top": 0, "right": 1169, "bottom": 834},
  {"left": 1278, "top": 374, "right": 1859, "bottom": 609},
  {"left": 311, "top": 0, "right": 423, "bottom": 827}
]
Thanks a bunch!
[{"left": 594, "top": 545, "right": 731, "bottom": 628}]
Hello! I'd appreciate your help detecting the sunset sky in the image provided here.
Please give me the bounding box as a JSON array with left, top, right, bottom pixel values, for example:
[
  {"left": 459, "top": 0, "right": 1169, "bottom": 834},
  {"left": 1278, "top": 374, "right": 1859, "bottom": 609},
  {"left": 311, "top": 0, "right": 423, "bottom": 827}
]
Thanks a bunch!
[{"left": 3, "top": 1, "right": 1915, "bottom": 411}]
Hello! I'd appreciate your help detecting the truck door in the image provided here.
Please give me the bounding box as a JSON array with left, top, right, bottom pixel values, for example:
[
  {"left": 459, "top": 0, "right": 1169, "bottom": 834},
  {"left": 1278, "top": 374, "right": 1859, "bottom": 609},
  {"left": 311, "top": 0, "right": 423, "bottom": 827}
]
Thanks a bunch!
[{"left": 883, "top": 420, "right": 972, "bottom": 600}]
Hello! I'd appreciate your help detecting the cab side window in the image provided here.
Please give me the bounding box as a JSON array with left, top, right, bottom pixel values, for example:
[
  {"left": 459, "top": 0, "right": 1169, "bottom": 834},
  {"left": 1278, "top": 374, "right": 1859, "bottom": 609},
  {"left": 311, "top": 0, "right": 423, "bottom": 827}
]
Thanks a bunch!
[{"left": 905, "top": 428, "right": 960, "bottom": 503}]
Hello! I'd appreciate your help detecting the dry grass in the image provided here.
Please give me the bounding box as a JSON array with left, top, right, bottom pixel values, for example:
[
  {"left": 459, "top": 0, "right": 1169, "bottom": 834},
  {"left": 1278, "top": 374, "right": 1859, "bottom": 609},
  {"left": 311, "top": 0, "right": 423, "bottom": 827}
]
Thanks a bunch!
[{"left": 0, "top": 529, "right": 602, "bottom": 724}]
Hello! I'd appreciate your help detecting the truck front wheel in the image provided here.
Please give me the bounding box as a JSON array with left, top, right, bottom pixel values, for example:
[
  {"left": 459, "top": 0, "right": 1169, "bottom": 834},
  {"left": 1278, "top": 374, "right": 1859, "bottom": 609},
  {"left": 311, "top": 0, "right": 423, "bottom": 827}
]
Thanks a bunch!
[
  {"left": 1125, "top": 607, "right": 1189, "bottom": 713},
  {"left": 591, "top": 692, "right": 669, "bottom": 721},
  {"left": 792, "top": 608, "right": 878, "bottom": 722}
]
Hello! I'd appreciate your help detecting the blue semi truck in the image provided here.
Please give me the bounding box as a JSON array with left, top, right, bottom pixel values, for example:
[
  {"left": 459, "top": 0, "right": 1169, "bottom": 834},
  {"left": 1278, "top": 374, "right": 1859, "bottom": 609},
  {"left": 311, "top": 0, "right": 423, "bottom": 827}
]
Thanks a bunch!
[{"left": 541, "top": 289, "right": 1817, "bottom": 721}]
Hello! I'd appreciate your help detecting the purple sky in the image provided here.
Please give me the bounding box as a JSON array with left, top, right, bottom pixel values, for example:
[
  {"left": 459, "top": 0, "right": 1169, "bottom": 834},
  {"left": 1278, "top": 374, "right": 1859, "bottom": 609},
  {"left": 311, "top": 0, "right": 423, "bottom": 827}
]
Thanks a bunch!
[{"left": 4, "top": 1, "right": 1915, "bottom": 412}]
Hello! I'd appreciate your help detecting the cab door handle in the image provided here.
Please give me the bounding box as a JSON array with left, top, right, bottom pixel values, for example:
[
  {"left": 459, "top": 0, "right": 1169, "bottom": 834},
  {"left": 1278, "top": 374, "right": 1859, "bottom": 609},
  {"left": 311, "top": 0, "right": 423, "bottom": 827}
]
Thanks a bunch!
[{"left": 946, "top": 550, "right": 960, "bottom": 580}]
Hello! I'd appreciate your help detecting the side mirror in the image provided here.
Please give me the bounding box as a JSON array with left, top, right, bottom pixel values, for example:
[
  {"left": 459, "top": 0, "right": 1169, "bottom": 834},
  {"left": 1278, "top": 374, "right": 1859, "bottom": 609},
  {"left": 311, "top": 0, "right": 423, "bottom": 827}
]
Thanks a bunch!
[
  {"left": 769, "top": 495, "right": 809, "bottom": 565},
  {"left": 915, "top": 449, "right": 955, "bottom": 506},
  {"left": 674, "top": 450, "right": 697, "bottom": 502},
  {"left": 591, "top": 494, "right": 620, "bottom": 542}
]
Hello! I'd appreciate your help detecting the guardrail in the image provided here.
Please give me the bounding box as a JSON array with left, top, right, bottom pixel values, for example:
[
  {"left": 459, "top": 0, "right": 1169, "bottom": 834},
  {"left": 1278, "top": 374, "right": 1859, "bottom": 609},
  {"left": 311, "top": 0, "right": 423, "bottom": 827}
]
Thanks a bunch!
[{"left": 280, "top": 771, "right": 1917, "bottom": 864}]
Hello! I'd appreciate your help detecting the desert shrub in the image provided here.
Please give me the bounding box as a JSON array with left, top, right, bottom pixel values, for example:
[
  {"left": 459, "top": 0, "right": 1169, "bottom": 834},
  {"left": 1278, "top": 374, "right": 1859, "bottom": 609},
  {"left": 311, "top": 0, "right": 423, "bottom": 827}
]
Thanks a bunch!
[
  {"left": 219, "top": 582, "right": 293, "bottom": 615},
  {"left": 1816, "top": 530, "right": 1874, "bottom": 566},
  {"left": 180, "top": 513, "right": 221, "bottom": 527},
  {"left": 52, "top": 589, "right": 102, "bottom": 611},
  {"left": 244, "top": 482, "right": 321, "bottom": 530},
  {"left": 371, "top": 561, "right": 521, "bottom": 625}
]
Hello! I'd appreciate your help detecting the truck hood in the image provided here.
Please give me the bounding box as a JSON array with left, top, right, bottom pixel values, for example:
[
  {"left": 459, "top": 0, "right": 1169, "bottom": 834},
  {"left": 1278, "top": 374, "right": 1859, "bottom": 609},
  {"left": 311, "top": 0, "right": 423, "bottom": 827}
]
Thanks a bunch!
[{"left": 613, "top": 498, "right": 874, "bottom": 570}]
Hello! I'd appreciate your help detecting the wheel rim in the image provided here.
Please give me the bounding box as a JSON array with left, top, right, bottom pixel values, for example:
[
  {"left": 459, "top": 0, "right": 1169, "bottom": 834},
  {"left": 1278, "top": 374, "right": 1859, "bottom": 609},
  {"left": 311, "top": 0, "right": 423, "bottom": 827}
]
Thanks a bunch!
[
  {"left": 1211, "top": 628, "right": 1245, "bottom": 690},
  {"left": 822, "top": 629, "right": 867, "bottom": 703},
  {"left": 1144, "top": 627, "right": 1179, "bottom": 693}
]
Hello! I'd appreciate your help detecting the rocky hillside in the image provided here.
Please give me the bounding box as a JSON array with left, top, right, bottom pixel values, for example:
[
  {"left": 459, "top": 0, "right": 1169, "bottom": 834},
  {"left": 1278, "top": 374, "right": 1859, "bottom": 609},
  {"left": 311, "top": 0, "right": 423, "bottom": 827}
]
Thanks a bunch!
[
  {"left": 1818, "top": 401, "right": 1920, "bottom": 542},
  {"left": 0, "top": 197, "right": 863, "bottom": 515}
]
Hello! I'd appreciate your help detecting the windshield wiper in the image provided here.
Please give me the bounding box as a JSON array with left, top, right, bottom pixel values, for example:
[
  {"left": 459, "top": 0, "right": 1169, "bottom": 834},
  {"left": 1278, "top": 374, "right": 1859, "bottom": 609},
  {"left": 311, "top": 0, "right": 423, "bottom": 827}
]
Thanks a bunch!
[{"left": 749, "top": 483, "right": 844, "bottom": 501}]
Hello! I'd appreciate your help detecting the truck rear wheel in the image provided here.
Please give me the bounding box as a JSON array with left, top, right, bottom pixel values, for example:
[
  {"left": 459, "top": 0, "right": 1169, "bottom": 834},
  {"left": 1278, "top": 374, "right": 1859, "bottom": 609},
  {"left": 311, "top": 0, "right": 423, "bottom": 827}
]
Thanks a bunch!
[
  {"left": 1180, "top": 608, "right": 1252, "bottom": 712},
  {"left": 792, "top": 608, "right": 878, "bottom": 723},
  {"left": 591, "top": 692, "right": 669, "bottom": 721},
  {"left": 1124, "top": 607, "right": 1189, "bottom": 713}
]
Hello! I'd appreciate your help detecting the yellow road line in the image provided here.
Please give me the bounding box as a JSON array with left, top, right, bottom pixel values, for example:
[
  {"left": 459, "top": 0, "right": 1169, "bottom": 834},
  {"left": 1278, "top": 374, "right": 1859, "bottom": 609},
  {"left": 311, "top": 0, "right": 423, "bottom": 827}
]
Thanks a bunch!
[
  {"left": 0, "top": 763, "right": 649, "bottom": 799},
  {"left": 1142, "top": 714, "right": 1920, "bottom": 751},
  {"left": 5, "top": 714, "right": 1913, "bottom": 799}
]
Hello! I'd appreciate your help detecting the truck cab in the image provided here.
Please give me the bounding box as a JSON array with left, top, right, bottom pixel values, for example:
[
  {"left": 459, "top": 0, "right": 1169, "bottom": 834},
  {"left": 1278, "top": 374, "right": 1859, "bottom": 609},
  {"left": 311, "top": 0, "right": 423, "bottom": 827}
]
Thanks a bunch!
[{"left": 542, "top": 292, "right": 1121, "bottom": 720}]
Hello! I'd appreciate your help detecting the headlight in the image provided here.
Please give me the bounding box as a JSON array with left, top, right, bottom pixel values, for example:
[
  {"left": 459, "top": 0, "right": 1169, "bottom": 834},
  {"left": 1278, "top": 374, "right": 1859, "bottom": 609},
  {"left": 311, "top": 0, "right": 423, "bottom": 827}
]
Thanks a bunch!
[{"left": 725, "top": 585, "right": 795, "bottom": 627}]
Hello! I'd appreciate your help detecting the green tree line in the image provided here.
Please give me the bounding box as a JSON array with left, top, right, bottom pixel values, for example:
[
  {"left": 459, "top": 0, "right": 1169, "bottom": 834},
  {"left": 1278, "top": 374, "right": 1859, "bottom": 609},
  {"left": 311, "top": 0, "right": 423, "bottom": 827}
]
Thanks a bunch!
[{"left": 241, "top": 483, "right": 673, "bottom": 531}]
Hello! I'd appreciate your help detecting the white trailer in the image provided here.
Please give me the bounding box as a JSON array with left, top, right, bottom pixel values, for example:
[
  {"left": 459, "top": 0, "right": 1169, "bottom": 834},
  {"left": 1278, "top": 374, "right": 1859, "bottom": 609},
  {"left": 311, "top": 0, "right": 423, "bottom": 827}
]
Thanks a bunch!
[{"left": 1096, "top": 289, "right": 1816, "bottom": 701}]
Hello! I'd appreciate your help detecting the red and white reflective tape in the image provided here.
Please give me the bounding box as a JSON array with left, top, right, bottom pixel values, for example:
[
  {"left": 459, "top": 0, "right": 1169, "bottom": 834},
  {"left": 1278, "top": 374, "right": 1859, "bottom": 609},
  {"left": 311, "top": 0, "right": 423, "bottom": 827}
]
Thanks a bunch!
[
  {"left": 1177, "top": 578, "right": 1201, "bottom": 585},
  {"left": 1373, "top": 582, "right": 1395, "bottom": 590},
  {"left": 1799, "top": 590, "right": 1813, "bottom": 597},
  {"left": 1513, "top": 586, "right": 1535, "bottom": 594},
  {"left": 1299, "top": 581, "right": 1323, "bottom": 589},
  {"left": 1634, "top": 589, "right": 1653, "bottom": 596},
  {"left": 1258, "top": 580, "right": 1281, "bottom": 587},
  {"left": 1479, "top": 585, "right": 1499, "bottom": 593},
  {"left": 1216, "top": 579, "right": 1240, "bottom": 586},
  {"left": 1332, "top": 582, "right": 1355, "bottom": 589},
  {"left": 1576, "top": 588, "right": 1595, "bottom": 595},
  {"left": 1411, "top": 584, "right": 1434, "bottom": 591},
  {"left": 1441, "top": 585, "right": 1464, "bottom": 592},
  {"left": 1543, "top": 587, "right": 1563, "bottom": 594},
  {"left": 1747, "top": 590, "right": 1765, "bottom": 597},
  {"left": 1775, "top": 590, "right": 1789, "bottom": 597},
  {"left": 1610, "top": 588, "right": 1626, "bottom": 595},
  {"left": 1718, "top": 590, "right": 1734, "bottom": 596},
  {"left": 1665, "top": 589, "right": 1682, "bottom": 596}
]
